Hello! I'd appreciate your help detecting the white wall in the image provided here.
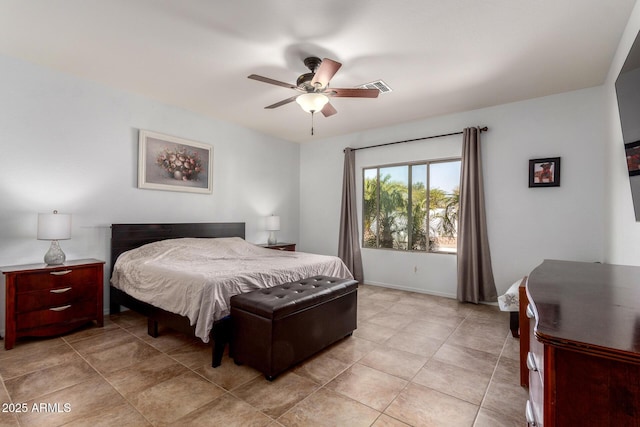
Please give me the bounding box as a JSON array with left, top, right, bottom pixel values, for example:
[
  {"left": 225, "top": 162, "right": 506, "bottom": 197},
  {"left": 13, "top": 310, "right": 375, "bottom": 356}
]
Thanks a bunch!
[
  {"left": 0, "top": 55, "right": 300, "bottom": 334},
  {"left": 604, "top": 0, "right": 640, "bottom": 266},
  {"left": 300, "top": 86, "right": 606, "bottom": 298}
]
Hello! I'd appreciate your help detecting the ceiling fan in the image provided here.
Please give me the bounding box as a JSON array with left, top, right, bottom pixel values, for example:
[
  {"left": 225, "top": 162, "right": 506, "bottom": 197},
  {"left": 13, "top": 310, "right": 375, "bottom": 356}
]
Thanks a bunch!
[{"left": 248, "top": 57, "right": 380, "bottom": 134}]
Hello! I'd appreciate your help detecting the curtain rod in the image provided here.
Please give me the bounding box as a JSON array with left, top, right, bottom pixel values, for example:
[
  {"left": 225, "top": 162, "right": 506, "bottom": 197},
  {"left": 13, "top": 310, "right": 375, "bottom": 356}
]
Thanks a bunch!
[{"left": 347, "top": 126, "right": 488, "bottom": 152}]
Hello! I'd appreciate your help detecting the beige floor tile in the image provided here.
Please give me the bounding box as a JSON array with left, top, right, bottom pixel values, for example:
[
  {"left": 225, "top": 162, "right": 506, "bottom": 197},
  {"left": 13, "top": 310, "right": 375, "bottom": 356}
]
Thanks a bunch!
[
  {"left": 371, "top": 414, "right": 411, "bottom": 426},
  {"left": 501, "top": 335, "right": 521, "bottom": 361},
  {"left": 103, "top": 353, "right": 189, "bottom": 398},
  {"left": 366, "top": 312, "right": 414, "bottom": 330},
  {"left": 4, "top": 356, "right": 99, "bottom": 402},
  {"left": 108, "top": 309, "right": 147, "bottom": 328},
  {"left": 352, "top": 320, "right": 397, "bottom": 343},
  {"left": 473, "top": 407, "right": 523, "bottom": 427},
  {"left": 291, "top": 351, "right": 351, "bottom": 385},
  {"left": 326, "top": 363, "right": 407, "bottom": 411},
  {"left": 128, "top": 323, "right": 200, "bottom": 353},
  {"left": 127, "top": 371, "right": 225, "bottom": 425},
  {"left": 195, "top": 355, "right": 262, "bottom": 390},
  {"left": 383, "top": 330, "right": 444, "bottom": 358},
  {"left": 232, "top": 371, "right": 319, "bottom": 418},
  {"left": 61, "top": 401, "right": 151, "bottom": 426},
  {"left": 278, "top": 388, "right": 380, "bottom": 427},
  {"left": 385, "top": 382, "right": 479, "bottom": 427},
  {"left": 412, "top": 358, "right": 491, "bottom": 405},
  {"left": 62, "top": 318, "right": 120, "bottom": 343},
  {"left": 0, "top": 412, "right": 19, "bottom": 427},
  {"left": 16, "top": 377, "right": 127, "bottom": 427},
  {"left": 172, "top": 393, "right": 272, "bottom": 427},
  {"left": 492, "top": 356, "right": 521, "bottom": 386},
  {"left": 68, "top": 327, "right": 136, "bottom": 354},
  {"left": 0, "top": 386, "right": 19, "bottom": 427},
  {"left": 167, "top": 340, "right": 213, "bottom": 369},
  {"left": 482, "top": 379, "right": 529, "bottom": 420},
  {"left": 446, "top": 328, "right": 506, "bottom": 355},
  {"left": 322, "top": 336, "right": 378, "bottom": 364},
  {"left": 0, "top": 337, "right": 66, "bottom": 361},
  {"left": 359, "top": 347, "right": 427, "bottom": 380},
  {"left": 0, "top": 342, "right": 76, "bottom": 380},
  {"left": 79, "top": 335, "right": 163, "bottom": 375},
  {"left": 432, "top": 343, "right": 499, "bottom": 375},
  {"left": 402, "top": 318, "right": 458, "bottom": 341}
]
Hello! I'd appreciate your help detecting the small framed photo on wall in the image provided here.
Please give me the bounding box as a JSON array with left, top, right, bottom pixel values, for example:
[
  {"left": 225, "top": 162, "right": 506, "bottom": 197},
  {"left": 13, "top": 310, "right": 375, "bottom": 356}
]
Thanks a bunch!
[
  {"left": 529, "top": 157, "right": 561, "bottom": 188},
  {"left": 625, "top": 141, "right": 640, "bottom": 176}
]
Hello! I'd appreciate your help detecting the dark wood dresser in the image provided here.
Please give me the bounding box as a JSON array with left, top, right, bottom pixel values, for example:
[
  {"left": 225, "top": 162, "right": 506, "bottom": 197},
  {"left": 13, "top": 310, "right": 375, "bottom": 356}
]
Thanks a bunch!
[
  {"left": 522, "top": 260, "right": 640, "bottom": 426},
  {"left": 2, "top": 258, "right": 104, "bottom": 349}
]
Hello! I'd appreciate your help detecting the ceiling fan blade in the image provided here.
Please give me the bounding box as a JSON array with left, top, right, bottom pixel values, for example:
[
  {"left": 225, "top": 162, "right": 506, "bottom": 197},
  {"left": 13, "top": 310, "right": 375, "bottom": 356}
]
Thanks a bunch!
[
  {"left": 321, "top": 102, "right": 337, "bottom": 117},
  {"left": 248, "top": 74, "right": 298, "bottom": 90},
  {"left": 311, "top": 58, "right": 342, "bottom": 88},
  {"left": 265, "top": 95, "right": 298, "bottom": 109},
  {"left": 329, "top": 88, "right": 380, "bottom": 98}
]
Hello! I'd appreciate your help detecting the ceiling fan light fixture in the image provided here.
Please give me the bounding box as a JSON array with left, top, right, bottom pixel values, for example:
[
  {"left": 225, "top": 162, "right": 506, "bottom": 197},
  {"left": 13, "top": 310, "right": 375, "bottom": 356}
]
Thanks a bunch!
[{"left": 296, "top": 93, "right": 329, "bottom": 113}]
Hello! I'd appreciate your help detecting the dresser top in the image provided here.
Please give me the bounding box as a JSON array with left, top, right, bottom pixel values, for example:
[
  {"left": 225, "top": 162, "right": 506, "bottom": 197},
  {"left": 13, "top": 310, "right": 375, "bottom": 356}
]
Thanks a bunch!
[
  {"left": 0, "top": 258, "right": 105, "bottom": 274},
  {"left": 528, "top": 259, "right": 640, "bottom": 359}
]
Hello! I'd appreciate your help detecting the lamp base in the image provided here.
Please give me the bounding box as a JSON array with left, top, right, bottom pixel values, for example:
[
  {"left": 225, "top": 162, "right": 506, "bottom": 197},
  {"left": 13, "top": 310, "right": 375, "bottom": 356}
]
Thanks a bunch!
[
  {"left": 268, "top": 231, "right": 277, "bottom": 245},
  {"left": 44, "top": 240, "right": 66, "bottom": 265}
]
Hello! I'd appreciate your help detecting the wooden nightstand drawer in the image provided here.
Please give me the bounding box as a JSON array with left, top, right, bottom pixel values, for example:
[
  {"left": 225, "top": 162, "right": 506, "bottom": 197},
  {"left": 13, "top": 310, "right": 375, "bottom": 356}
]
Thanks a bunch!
[
  {"left": 16, "top": 284, "right": 98, "bottom": 313},
  {"left": 15, "top": 266, "right": 98, "bottom": 292},
  {"left": 16, "top": 297, "right": 98, "bottom": 331},
  {"left": 2, "top": 258, "right": 105, "bottom": 349}
]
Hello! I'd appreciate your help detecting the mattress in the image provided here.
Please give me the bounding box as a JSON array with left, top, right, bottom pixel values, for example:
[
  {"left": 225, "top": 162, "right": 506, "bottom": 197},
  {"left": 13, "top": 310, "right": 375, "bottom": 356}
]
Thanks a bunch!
[{"left": 110, "top": 237, "right": 353, "bottom": 342}]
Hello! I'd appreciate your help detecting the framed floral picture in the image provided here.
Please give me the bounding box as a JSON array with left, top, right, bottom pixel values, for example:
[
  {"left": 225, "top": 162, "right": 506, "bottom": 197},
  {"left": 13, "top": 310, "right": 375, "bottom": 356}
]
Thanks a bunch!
[
  {"left": 529, "top": 157, "right": 561, "bottom": 188},
  {"left": 138, "top": 130, "right": 213, "bottom": 193}
]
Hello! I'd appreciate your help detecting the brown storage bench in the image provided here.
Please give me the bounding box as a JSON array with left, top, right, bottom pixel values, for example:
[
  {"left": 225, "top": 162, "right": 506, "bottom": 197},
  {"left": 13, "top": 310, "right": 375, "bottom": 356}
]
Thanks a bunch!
[{"left": 230, "top": 276, "right": 358, "bottom": 380}]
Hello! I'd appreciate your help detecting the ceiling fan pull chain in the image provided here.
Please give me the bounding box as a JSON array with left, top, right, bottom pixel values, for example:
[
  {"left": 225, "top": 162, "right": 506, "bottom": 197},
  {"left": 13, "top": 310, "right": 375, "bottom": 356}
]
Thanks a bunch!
[{"left": 311, "top": 111, "right": 315, "bottom": 136}]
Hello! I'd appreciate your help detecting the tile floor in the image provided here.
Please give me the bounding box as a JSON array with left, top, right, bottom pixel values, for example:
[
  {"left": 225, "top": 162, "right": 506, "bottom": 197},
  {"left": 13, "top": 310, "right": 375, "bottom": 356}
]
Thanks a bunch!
[{"left": 0, "top": 285, "right": 527, "bottom": 426}]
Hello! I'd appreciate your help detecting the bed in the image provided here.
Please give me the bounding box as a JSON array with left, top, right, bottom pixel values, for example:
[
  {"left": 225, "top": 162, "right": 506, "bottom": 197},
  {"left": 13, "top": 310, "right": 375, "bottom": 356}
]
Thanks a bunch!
[{"left": 109, "top": 222, "right": 353, "bottom": 367}]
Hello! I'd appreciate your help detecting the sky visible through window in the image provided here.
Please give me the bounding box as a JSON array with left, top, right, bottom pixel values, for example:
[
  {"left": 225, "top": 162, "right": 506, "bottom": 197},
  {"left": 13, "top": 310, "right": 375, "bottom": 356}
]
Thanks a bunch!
[{"left": 379, "top": 161, "right": 460, "bottom": 191}]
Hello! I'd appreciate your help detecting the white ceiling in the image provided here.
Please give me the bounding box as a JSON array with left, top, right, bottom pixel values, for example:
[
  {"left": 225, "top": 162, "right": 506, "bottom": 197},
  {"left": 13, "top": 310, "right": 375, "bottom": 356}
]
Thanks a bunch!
[{"left": 0, "top": 0, "right": 636, "bottom": 143}]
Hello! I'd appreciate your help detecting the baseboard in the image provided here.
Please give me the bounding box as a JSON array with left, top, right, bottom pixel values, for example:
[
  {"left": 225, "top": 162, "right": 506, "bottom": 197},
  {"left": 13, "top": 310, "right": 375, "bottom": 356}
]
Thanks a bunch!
[{"left": 362, "top": 281, "right": 457, "bottom": 299}]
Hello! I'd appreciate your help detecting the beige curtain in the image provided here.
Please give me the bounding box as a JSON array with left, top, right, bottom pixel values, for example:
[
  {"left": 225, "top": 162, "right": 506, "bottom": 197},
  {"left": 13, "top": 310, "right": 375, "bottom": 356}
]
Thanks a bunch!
[
  {"left": 338, "top": 148, "right": 364, "bottom": 283},
  {"left": 457, "top": 128, "right": 497, "bottom": 303}
]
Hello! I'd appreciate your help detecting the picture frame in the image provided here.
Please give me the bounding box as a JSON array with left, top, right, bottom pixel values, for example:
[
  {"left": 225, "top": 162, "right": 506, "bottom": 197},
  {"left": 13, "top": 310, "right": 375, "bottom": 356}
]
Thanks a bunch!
[
  {"left": 138, "top": 130, "right": 213, "bottom": 194},
  {"left": 625, "top": 141, "right": 640, "bottom": 176},
  {"left": 529, "top": 157, "right": 561, "bottom": 188}
]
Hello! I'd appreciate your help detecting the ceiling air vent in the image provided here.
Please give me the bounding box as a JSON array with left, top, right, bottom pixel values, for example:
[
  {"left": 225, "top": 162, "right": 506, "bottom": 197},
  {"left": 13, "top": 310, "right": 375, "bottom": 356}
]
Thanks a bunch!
[{"left": 358, "top": 80, "right": 392, "bottom": 94}]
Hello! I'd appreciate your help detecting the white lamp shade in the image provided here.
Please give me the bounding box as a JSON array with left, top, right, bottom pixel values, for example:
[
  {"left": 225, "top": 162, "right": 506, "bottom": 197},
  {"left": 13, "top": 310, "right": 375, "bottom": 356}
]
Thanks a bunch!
[
  {"left": 266, "top": 215, "right": 280, "bottom": 231},
  {"left": 37, "top": 212, "right": 71, "bottom": 240},
  {"left": 296, "top": 93, "right": 329, "bottom": 113}
]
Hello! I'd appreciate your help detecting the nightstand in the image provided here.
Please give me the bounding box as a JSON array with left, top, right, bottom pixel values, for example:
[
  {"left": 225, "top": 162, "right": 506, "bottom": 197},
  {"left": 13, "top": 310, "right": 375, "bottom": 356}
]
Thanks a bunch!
[
  {"left": 1, "top": 258, "right": 104, "bottom": 349},
  {"left": 259, "top": 243, "right": 296, "bottom": 252}
]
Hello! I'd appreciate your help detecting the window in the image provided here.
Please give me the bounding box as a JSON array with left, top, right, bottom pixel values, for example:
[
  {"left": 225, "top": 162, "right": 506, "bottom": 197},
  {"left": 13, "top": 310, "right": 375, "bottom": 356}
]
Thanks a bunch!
[{"left": 363, "top": 159, "right": 461, "bottom": 253}]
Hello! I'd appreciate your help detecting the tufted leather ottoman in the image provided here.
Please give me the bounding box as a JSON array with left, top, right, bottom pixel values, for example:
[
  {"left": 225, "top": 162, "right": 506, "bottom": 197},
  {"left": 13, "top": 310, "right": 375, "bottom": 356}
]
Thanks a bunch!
[{"left": 230, "top": 276, "right": 358, "bottom": 380}]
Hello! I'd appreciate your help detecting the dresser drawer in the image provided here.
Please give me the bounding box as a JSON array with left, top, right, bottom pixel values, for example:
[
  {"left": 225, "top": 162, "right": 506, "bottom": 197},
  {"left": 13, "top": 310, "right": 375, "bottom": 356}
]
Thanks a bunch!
[
  {"left": 16, "top": 297, "right": 98, "bottom": 331},
  {"left": 16, "top": 283, "right": 98, "bottom": 313},
  {"left": 528, "top": 361, "right": 544, "bottom": 427},
  {"left": 15, "top": 266, "right": 99, "bottom": 292}
]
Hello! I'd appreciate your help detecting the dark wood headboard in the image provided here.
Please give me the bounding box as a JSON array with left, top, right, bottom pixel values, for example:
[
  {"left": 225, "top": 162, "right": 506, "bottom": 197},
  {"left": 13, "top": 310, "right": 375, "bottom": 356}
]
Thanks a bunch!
[{"left": 110, "top": 222, "right": 245, "bottom": 273}]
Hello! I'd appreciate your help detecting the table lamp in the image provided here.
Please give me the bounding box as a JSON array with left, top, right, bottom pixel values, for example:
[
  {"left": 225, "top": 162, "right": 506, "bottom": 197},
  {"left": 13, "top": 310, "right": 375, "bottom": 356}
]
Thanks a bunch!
[
  {"left": 37, "top": 210, "right": 71, "bottom": 265},
  {"left": 266, "top": 215, "right": 280, "bottom": 245}
]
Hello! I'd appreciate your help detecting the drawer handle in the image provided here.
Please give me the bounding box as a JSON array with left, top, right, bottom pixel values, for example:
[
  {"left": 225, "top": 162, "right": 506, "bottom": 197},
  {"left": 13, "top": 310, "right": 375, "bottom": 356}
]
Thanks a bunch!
[
  {"left": 49, "top": 304, "right": 72, "bottom": 312},
  {"left": 525, "top": 400, "right": 537, "bottom": 426},
  {"left": 50, "top": 287, "right": 72, "bottom": 294},
  {"left": 526, "top": 304, "right": 535, "bottom": 319},
  {"left": 527, "top": 352, "right": 538, "bottom": 372},
  {"left": 50, "top": 270, "right": 72, "bottom": 276}
]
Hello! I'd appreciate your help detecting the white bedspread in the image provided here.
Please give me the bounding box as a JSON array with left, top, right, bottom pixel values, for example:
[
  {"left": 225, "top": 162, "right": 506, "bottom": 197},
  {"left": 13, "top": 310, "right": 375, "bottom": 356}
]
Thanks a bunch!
[{"left": 110, "top": 237, "right": 353, "bottom": 342}]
